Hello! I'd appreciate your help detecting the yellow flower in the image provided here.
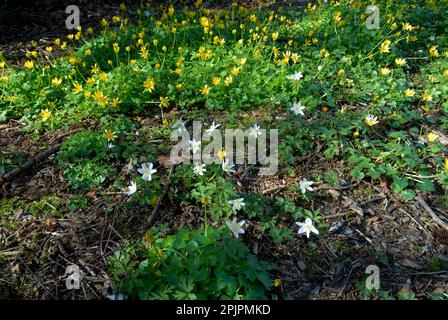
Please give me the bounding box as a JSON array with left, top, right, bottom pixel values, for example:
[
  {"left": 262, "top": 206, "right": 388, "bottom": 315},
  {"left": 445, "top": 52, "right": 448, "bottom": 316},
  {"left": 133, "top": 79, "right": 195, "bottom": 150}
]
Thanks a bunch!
[
  {"left": 103, "top": 130, "right": 117, "bottom": 141},
  {"left": 380, "top": 39, "right": 391, "bottom": 54},
  {"left": 365, "top": 115, "right": 379, "bottom": 127},
  {"left": 353, "top": 131, "right": 360, "bottom": 138},
  {"left": 112, "top": 16, "right": 120, "bottom": 23},
  {"left": 402, "top": 22, "right": 414, "bottom": 31},
  {"left": 395, "top": 58, "right": 406, "bottom": 66},
  {"left": 0, "top": 61, "right": 5, "bottom": 69},
  {"left": 176, "top": 83, "right": 183, "bottom": 89},
  {"left": 443, "top": 70, "right": 448, "bottom": 78},
  {"left": 159, "top": 96, "right": 170, "bottom": 108},
  {"left": 333, "top": 11, "right": 342, "bottom": 25},
  {"left": 73, "top": 82, "right": 83, "bottom": 94},
  {"left": 99, "top": 72, "right": 108, "bottom": 82},
  {"left": 380, "top": 67, "right": 391, "bottom": 76},
  {"left": 272, "top": 32, "right": 279, "bottom": 41},
  {"left": 40, "top": 109, "right": 52, "bottom": 121},
  {"left": 54, "top": 38, "right": 60, "bottom": 46},
  {"left": 93, "top": 90, "right": 108, "bottom": 106},
  {"left": 91, "top": 64, "right": 100, "bottom": 74},
  {"left": 162, "top": 118, "right": 169, "bottom": 126},
  {"left": 273, "top": 279, "right": 282, "bottom": 287},
  {"left": 140, "top": 46, "right": 149, "bottom": 59},
  {"left": 429, "top": 45, "right": 439, "bottom": 58},
  {"left": 24, "top": 60, "right": 34, "bottom": 69},
  {"left": 320, "top": 48, "right": 330, "bottom": 58},
  {"left": 144, "top": 78, "right": 156, "bottom": 92},
  {"left": 85, "top": 49, "right": 92, "bottom": 56},
  {"left": 113, "top": 43, "right": 120, "bottom": 54},
  {"left": 217, "top": 150, "right": 226, "bottom": 160},
  {"left": 87, "top": 77, "right": 95, "bottom": 85},
  {"left": 200, "top": 84, "right": 211, "bottom": 95},
  {"left": 427, "top": 132, "right": 439, "bottom": 142},
  {"left": 422, "top": 92, "right": 433, "bottom": 102},
  {"left": 46, "top": 46, "right": 53, "bottom": 53},
  {"left": 111, "top": 97, "right": 120, "bottom": 107},
  {"left": 405, "top": 89, "right": 415, "bottom": 97},
  {"left": 224, "top": 75, "right": 233, "bottom": 86},
  {"left": 51, "top": 77, "right": 62, "bottom": 86},
  {"left": 337, "top": 69, "right": 345, "bottom": 77},
  {"left": 231, "top": 67, "right": 240, "bottom": 76},
  {"left": 444, "top": 158, "right": 448, "bottom": 171},
  {"left": 212, "top": 77, "right": 221, "bottom": 85}
]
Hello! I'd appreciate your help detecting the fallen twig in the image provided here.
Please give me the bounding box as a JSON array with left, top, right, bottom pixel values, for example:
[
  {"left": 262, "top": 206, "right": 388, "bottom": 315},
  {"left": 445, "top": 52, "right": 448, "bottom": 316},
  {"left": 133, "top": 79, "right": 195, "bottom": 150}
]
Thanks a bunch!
[
  {"left": 416, "top": 193, "right": 448, "bottom": 231},
  {"left": 148, "top": 165, "right": 175, "bottom": 225},
  {"left": 0, "top": 144, "right": 61, "bottom": 184}
]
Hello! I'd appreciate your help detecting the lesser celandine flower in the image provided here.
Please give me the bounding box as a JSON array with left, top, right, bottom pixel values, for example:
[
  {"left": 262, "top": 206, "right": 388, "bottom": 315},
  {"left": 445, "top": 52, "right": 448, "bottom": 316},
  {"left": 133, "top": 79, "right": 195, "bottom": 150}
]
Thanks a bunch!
[
  {"left": 217, "top": 150, "right": 226, "bottom": 160},
  {"left": 427, "top": 132, "right": 439, "bottom": 142},
  {"left": 103, "top": 130, "right": 117, "bottom": 141},
  {"left": 200, "top": 84, "right": 211, "bottom": 95},
  {"left": 395, "top": 58, "right": 406, "bottom": 66},
  {"left": 226, "top": 217, "right": 246, "bottom": 238},
  {"left": 444, "top": 158, "right": 448, "bottom": 171},
  {"left": 143, "top": 78, "right": 155, "bottom": 92},
  {"left": 422, "top": 92, "right": 433, "bottom": 102},
  {"left": 380, "top": 67, "right": 391, "bottom": 76},
  {"left": 24, "top": 61, "right": 34, "bottom": 69},
  {"left": 405, "top": 89, "right": 415, "bottom": 97},
  {"left": 296, "top": 218, "right": 319, "bottom": 238},
  {"left": 40, "top": 109, "right": 52, "bottom": 121},
  {"left": 380, "top": 39, "right": 391, "bottom": 53},
  {"left": 365, "top": 115, "right": 379, "bottom": 126},
  {"left": 159, "top": 96, "right": 169, "bottom": 108},
  {"left": 51, "top": 77, "right": 62, "bottom": 86}
]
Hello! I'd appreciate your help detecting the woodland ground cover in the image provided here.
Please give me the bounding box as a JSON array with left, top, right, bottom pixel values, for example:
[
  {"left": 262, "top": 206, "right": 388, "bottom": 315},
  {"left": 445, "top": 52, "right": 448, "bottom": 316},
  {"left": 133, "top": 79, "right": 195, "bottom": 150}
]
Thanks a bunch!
[{"left": 0, "top": 0, "right": 448, "bottom": 300}]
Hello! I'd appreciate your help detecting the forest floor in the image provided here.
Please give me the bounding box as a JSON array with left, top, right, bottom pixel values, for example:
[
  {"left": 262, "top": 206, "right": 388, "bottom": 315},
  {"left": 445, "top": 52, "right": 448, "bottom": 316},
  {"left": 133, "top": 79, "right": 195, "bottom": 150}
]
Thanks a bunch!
[{"left": 1, "top": 0, "right": 448, "bottom": 300}]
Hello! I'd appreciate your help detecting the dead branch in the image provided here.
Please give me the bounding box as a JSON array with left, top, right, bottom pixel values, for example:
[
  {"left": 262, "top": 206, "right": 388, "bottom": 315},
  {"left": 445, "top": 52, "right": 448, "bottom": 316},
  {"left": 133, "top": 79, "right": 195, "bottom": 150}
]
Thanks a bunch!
[
  {"left": 148, "top": 165, "right": 175, "bottom": 225},
  {"left": 416, "top": 193, "right": 448, "bottom": 231}
]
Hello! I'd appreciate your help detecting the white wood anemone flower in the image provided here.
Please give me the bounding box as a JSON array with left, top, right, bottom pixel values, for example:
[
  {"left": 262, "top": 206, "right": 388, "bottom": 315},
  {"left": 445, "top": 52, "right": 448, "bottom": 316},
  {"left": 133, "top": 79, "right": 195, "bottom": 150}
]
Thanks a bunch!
[
  {"left": 228, "top": 198, "right": 245, "bottom": 211},
  {"left": 290, "top": 101, "right": 305, "bottom": 116},
  {"left": 296, "top": 218, "right": 319, "bottom": 238},
  {"left": 205, "top": 122, "right": 221, "bottom": 136},
  {"left": 193, "top": 163, "right": 207, "bottom": 176},
  {"left": 138, "top": 163, "right": 157, "bottom": 181},
  {"left": 299, "top": 178, "right": 314, "bottom": 194},
  {"left": 125, "top": 181, "right": 137, "bottom": 196},
  {"left": 226, "top": 217, "right": 246, "bottom": 238}
]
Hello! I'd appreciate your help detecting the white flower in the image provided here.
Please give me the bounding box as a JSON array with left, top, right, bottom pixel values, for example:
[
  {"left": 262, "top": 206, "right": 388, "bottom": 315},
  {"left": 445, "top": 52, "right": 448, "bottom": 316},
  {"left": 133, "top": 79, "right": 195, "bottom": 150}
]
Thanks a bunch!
[
  {"left": 429, "top": 34, "right": 435, "bottom": 42},
  {"left": 135, "top": 130, "right": 140, "bottom": 136},
  {"left": 107, "top": 143, "right": 114, "bottom": 149},
  {"left": 189, "top": 139, "right": 201, "bottom": 155},
  {"left": 205, "top": 122, "right": 220, "bottom": 136},
  {"left": 143, "top": 10, "right": 150, "bottom": 17},
  {"left": 172, "top": 120, "right": 187, "bottom": 134},
  {"left": 137, "top": 163, "right": 157, "bottom": 181},
  {"left": 288, "top": 71, "right": 303, "bottom": 81},
  {"left": 296, "top": 217, "right": 319, "bottom": 238},
  {"left": 222, "top": 159, "right": 235, "bottom": 173},
  {"left": 299, "top": 178, "right": 314, "bottom": 194},
  {"left": 226, "top": 217, "right": 246, "bottom": 238},
  {"left": 193, "top": 164, "right": 206, "bottom": 176},
  {"left": 106, "top": 293, "right": 127, "bottom": 300},
  {"left": 290, "top": 101, "right": 305, "bottom": 116},
  {"left": 125, "top": 181, "right": 137, "bottom": 196},
  {"left": 248, "top": 124, "right": 262, "bottom": 138},
  {"left": 318, "top": 65, "right": 323, "bottom": 71},
  {"left": 228, "top": 198, "right": 245, "bottom": 211}
]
